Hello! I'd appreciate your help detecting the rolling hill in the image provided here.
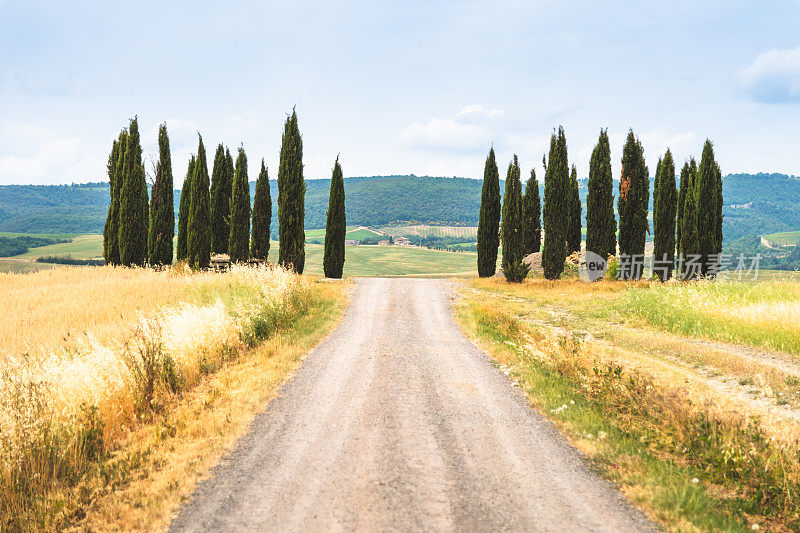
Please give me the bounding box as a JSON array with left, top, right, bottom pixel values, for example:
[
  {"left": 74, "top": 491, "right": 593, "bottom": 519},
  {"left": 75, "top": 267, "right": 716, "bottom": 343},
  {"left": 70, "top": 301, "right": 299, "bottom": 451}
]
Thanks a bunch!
[{"left": 1, "top": 173, "right": 798, "bottom": 246}]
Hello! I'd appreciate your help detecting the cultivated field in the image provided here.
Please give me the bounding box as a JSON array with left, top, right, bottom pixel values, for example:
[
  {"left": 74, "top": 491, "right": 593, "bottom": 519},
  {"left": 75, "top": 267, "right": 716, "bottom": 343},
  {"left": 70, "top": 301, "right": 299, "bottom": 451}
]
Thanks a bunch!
[
  {"left": 0, "top": 265, "right": 346, "bottom": 530},
  {"left": 300, "top": 243, "right": 476, "bottom": 276},
  {"left": 19, "top": 234, "right": 103, "bottom": 259},
  {"left": 380, "top": 224, "right": 478, "bottom": 239},
  {"left": 457, "top": 276, "right": 800, "bottom": 531},
  {"left": 763, "top": 231, "right": 800, "bottom": 247}
]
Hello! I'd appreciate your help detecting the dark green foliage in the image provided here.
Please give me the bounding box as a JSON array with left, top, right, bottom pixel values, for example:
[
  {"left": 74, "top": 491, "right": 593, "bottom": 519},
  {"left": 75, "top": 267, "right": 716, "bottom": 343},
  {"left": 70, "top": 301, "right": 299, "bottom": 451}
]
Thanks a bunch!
[
  {"left": 277, "top": 109, "right": 306, "bottom": 273},
  {"left": 103, "top": 130, "right": 126, "bottom": 265},
  {"left": 477, "top": 147, "right": 501, "bottom": 277},
  {"left": 714, "top": 161, "right": 723, "bottom": 258},
  {"left": 117, "top": 117, "right": 149, "bottom": 267},
  {"left": 501, "top": 155, "right": 528, "bottom": 282},
  {"left": 176, "top": 156, "right": 194, "bottom": 262},
  {"left": 586, "top": 129, "right": 616, "bottom": 259},
  {"left": 148, "top": 124, "right": 174, "bottom": 266},
  {"left": 250, "top": 159, "right": 272, "bottom": 261},
  {"left": 0, "top": 235, "right": 68, "bottom": 257},
  {"left": 210, "top": 144, "right": 232, "bottom": 254},
  {"left": 542, "top": 127, "right": 569, "bottom": 280},
  {"left": 228, "top": 147, "right": 251, "bottom": 263},
  {"left": 522, "top": 169, "right": 541, "bottom": 255},
  {"left": 567, "top": 165, "right": 581, "bottom": 254},
  {"left": 652, "top": 149, "right": 677, "bottom": 281},
  {"left": 323, "top": 157, "right": 346, "bottom": 278},
  {"left": 695, "top": 140, "right": 724, "bottom": 276},
  {"left": 679, "top": 158, "right": 700, "bottom": 279},
  {"left": 617, "top": 130, "right": 649, "bottom": 280},
  {"left": 187, "top": 136, "right": 212, "bottom": 270}
]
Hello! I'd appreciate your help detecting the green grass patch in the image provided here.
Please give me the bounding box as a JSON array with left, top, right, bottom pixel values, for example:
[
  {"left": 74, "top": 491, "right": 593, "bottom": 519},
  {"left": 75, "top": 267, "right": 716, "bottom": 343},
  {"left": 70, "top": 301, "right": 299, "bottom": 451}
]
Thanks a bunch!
[{"left": 19, "top": 234, "right": 103, "bottom": 259}]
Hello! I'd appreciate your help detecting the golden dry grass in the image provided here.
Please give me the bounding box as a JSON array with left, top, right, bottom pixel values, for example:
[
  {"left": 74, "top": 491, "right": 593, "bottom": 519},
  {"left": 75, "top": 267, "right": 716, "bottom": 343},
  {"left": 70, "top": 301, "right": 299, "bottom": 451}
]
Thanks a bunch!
[
  {"left": 2, "top": 266, "right": 215, "bottom": 357},
  {"left": 0, "top": 264, "right": 345, "bottom": 530}
]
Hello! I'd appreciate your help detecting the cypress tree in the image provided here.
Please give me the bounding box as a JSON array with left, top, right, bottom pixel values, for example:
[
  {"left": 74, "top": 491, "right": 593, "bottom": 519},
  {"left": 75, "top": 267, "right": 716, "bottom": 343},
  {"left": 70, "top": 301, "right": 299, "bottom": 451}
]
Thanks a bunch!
[
  {"left": 103, "top": 130, "right": 126, "bottom": 265},
  {"left": 323, "top": 156, "right": 346, "bottom": 278},
  {"left": 714, "top": 161, "right": 724, "bottom": 257},
  {"left": 187, "top": 136, "right": 212, "bottom": 269},
  {"left": 228, "top": 147, "right": 251, "bottom": 262},
  {"left": 676, "top": 161, "right": 688, "bottom": 258},
  {"left": 501, "top": 155, "right": 528, "bottom": 282},
  {"left": 652, "top": 149, "right": 677, "bottom": 281},
  {"left": 176, "top": 156, "right": 195, "bottom": 262},
  {"left": 679, "top": 158, "right": 700, "bottom": 279},
  {"left": 522, "top": 169, "right": 541, "bottom": 255},
  {"left": 696, "top": 140, "right": 720, "bottom": 276},
  {"left": 617, "top": 130, "right": 649, "bottom": 280},
  {"left": 586, "top": 129, "right": 616, "bottom": 259},
  {"left": 567, "top": 165, "right": 581, "bottom": 254},
  {"left": 542, "top": 127, "right": 569, "bottom": 279},
  {"left": 476, "top": 147, "right": 501, "bottom": 277},
  {"left": 210, "top": 144, "right": 232, "bottom": 254},
  {"left": 117, "top": 117, "right": 149, "bottom": 267},
  {"left": 148, "top": 123, "right": 174, "bottom": 266},
  {"left": 277, "top": 109, "right": 306, "bottom": 273},
  {"left": 250, "top": 159, "right": 272, "bottom": 261}
]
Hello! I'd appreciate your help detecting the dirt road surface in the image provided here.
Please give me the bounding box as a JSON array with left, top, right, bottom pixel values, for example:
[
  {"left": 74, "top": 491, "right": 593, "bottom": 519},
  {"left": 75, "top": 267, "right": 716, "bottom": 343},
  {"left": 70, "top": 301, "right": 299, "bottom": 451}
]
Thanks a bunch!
[{"left": 170, "top": 278, "right": 652, "bottom": 532}]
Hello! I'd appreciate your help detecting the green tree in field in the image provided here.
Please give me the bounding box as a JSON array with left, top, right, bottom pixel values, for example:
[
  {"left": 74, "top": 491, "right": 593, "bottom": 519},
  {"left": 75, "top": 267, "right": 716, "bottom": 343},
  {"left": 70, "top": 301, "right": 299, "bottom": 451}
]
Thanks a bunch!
[
  {"left": 567, "top": 164, "right": 581, "bottom": 254},
  {"left": 678, "top": 158, "right": 700, "bottom": 279},
  {"left": 652, "top": 149, "right": 677, "bottom": 281},
  {"left": 617, "top": 130, "right": 649, "bottom": 280},
  {"left": 477, "top": 147, "right": 501, "bottom": 277},
  {"left": 103, "top": 129, "right": 126, "bottom": 265},
  {"left": 250, "top": 159, "right": 272, "bottom": 261},
  {"left": 117, "top": 117, "right": 149, "bottom": 267},
  {"left": 501, "top": 155, "right": 528, "bottom": 282},
  {"left": 148, "top": 123, "right": 174, "bottom": 266},
  {"left": 176, "top": 156, "right": 195, "bottom": 262},
  {"left": 323, "top": 156, "right": 346, "bottom": 279},
  {"left": 586, "top": 129, "right": 616, "bottom": 260},
  {"left": 210, "top": 144, "right": 232, "bottom": 254},
  {"left": 187, "top": 135, "right": 212, "bottom": 269},
  {"left": 522, "top": 169, "right": 541, "bottom": 255},
  {"left": 228, "top": 147, "right": 251, "bottom": 262},
  {"left": 696, "top": 140, "right": 724, "bottom": 276},
  {"left": 542, "top": 127, "right": 569, "bottom": 280},
  {"left": 714, "top": 160, "right": 724, "bottom": 268},
  {"left": 278, "top": 109, "right": 306, "bottom": 273}
]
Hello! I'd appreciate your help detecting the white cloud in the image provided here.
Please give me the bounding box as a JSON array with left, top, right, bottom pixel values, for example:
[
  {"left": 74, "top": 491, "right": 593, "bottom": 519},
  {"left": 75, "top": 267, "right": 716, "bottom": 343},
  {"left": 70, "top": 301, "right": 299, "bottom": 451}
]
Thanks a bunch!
[
  {"left": 398, "top": 105, "right": 503, "bottom": 153},
  {"left": 739, "top": 48, "right": 800, "bottom": 103},
  {"left": 0, "top": 137, "right": 102, "bottom": 185}
]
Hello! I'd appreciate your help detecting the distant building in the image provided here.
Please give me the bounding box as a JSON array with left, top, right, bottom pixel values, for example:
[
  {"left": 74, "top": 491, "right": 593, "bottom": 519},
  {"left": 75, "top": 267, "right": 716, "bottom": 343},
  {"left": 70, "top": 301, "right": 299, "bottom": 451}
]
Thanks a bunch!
[
  {"left": 378, "top": 240, "right": 390, "bottom": 246},
  {"left": 345, "top": 239, "right": 359, "bottom": 246},
  {"left": 394, "top": 236, "right": 411, "bottom": 246}
]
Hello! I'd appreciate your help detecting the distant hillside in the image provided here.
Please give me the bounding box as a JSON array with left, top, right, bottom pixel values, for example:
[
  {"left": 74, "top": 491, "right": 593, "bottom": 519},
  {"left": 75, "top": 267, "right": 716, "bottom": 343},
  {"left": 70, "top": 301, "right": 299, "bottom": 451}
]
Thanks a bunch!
[{"left": 1, "top": 173, "right": 798, "bottom": 243}]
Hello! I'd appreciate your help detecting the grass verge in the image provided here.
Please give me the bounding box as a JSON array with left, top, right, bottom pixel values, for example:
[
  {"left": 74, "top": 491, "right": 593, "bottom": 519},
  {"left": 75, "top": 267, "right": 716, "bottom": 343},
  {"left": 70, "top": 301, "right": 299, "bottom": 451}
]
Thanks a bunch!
[
  {"left": 0, "top": 266, "right": 348, "bottom": 531},
  {"left": 457, "top": 282, "right": 800, "bottom": 532}
]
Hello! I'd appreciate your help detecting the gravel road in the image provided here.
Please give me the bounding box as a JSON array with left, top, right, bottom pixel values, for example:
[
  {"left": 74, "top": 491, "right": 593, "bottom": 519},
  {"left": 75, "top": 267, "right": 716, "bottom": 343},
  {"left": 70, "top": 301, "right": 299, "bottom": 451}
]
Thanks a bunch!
[{"left": 170, "top": 278, "right": 652, "bottom": 532}]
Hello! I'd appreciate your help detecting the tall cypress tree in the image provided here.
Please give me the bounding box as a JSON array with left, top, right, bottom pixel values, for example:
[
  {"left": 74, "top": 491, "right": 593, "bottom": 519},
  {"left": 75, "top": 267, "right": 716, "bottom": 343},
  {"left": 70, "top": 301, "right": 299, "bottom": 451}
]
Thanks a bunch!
[
  {"left": 586, "top": 129, "right": 616, "bottom": 259},
  {"left": 617, "top": 130, "right": 649, "bottom": 280},
  {"left": 176, "top": 156, "right": 195, "bottom": 262},
  {"left": 652, "top": 149, "right": 677, "bottom": 281},
  {"left": 103, "top": 130, "right": 126, "bottom": 265},
  {"left": 148, "top": 123, "right": 174, "bottom": 266},
  {"left": 477, "top": 147, "right": 501, "bottom": 277},
  {"left": 542, "top": 127, "right": 569, "bottom": 279},
  {"left": 567, "top": 165, "right": 581, "bottom": 254},
  {"left": 118, "top": 117, "right": 149, "bottom": 267},
  {"left": 209, "top": 144, "right": 232, "bottom": 254},
  {"left": 714, "top": 160, "right": 724, "bottom": 257},
  {"left": 323, "top": 156, "right": 346, "bottom": 278},
  {"left": 228, "top": 147, "right": 251, "bottom": 262},
  {"left": 250, "top": 159, "right": 272, "bottom": 261},
  {"left": 501, "top": 155, "right": 527, "bottom": 282},
  {"left": 187, "top": 135, "right": 212, "bottom": 269},
  {"left": 679, "top": 158, "right": 699, "bottom": 279},
  {"left": 695, "top": 139, "right": 722, "bottom": 275},
  {"left": 522, "top": 169, "right": 541, "bottom": 255},
  {"left": 277, "top": 109, "right": 306, "bottom": 273}
]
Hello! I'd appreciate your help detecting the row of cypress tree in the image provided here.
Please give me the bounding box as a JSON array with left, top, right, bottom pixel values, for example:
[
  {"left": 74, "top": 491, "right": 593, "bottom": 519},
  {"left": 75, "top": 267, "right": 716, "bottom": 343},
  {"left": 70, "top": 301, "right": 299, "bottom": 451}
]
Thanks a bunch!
[
  {"left": 476, "top": 127, "right": 723, "bottom": 282},
  {"left": 103, "top": 110, "right": 347, "bottom": 277}
]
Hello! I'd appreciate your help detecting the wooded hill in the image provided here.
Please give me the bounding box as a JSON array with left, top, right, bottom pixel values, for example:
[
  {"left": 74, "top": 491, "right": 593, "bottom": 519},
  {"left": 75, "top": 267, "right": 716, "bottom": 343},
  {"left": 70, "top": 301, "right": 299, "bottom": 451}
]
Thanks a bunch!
[{"left": 1, "top": 173, "right": 797, "bottom": 244}]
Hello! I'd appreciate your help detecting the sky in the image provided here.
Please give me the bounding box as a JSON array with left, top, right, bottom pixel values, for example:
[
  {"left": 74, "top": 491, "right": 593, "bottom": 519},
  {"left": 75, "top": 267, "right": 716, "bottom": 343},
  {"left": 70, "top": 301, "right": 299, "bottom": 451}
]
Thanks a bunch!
[{"left": 1, "top": 0, "right": 799, "bottom": 185}]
